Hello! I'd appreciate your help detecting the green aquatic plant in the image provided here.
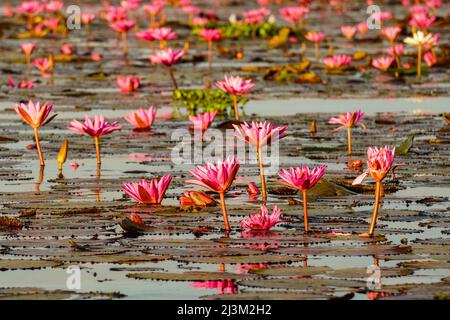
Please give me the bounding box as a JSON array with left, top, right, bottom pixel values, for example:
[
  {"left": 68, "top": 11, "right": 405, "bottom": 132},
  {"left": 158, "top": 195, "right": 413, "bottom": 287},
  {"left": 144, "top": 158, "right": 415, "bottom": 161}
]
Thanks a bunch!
[{"left": 173, "top": 89, "right": 247, "bottom": 115}]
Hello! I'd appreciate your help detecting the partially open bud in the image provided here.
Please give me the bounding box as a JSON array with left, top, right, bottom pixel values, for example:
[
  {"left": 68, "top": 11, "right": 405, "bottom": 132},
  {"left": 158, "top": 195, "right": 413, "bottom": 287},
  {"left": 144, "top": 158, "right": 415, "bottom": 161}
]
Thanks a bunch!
[
  {"left": 57, "top": 140, "right": 68, "bottom": 171},
  {"left": 310, "top": 120, "right": 317, "bottom": 133},
  {"left": 246, "top": 182, "right": 260, "bottom": 196}
]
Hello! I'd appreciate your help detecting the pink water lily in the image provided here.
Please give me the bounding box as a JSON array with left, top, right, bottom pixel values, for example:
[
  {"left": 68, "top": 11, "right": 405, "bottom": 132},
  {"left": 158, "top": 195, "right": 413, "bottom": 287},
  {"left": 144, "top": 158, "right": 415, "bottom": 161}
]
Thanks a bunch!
[
  {"left": 150, "top": 48, "right": 184, "bottom": 89},
  {"left": 247, "top": 182, "right": 260, "bottom": 196},
  {"left": 33, "top": 57, "right": 54, "bottom": 77},
  {"left": 372, "top": 56, "right": 394, "bottom": 72},
  {"left": 328, "top": 110, "right": 365, "bottom": 155},
  {"left": 125, "top": 106, "right": 156, "bottom": 130},
  {"left": 277, "top": 165, "right": 326, "bottom": 232},
  {"left": 424, "top": 51, "right": 436, "bottom": 67},
  {"left": 189, "top": 111, "right": 217, "bottom": 132},
  {"left": 233, "top": 121, "right": 288, "bottom": 201},
  {"left": 110, "top": 20, "right": 136, "bottom": 54},
  {"left": 122, "top": 175, "right": 172, "bottom": 205},
  {"left": 15, "top": 100, "right": 55, "bottom": 166},
  {"left": 341, "top": 25, "right": 357, "bottom": 41},
  {"left": 116, "top": 75, "right": 140, "bottom": 93},
  {"left": 352, "top": 146, "right": 396, "bottom": 237},
  {"left": 305, "top": 31, "right": 326, "bottom": 61},
  {"left": 279, "top": 6, "right": 309, "bottom": 27},
  {"left": 409, "top": 13, "right": 435, "bottom": 30},
  {"left": 357, "top": 21, "right": 369, "bottom": 38},
  {"left": 199, "top": 28, "right": 221, "bottom": 70},
  {"left": 215, "top": 75, "right": 255, "bottom": 120},
  {"left": 151, "top": 27, "right": 177, "bottom": 48},
  {"left": 68, "top": 115, "right": 123, "bottom": 164},
  {"left": 186, "top": 157, "right": 240, "bottom": 231},
  {"left": 240, "top": 205, "right": 284, "bottom": 231},
  {"left": 381, "top": 26, "right": 401, "bottom": 43},
  {"left": 8, "top": 77, "right": 34, "bottom": 89},
  {"left": 323, "top": 54, "right": 352, "bottom": 69},
  {"left": 20, "top": 42, "right": 36, "bottom": 64}
]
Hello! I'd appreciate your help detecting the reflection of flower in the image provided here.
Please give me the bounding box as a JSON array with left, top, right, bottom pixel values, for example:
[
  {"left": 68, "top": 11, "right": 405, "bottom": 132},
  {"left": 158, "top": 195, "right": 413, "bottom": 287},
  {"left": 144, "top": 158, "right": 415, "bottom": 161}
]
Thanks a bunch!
[
  {"left": 235, "top": 263, "right": 269, "bottom": 274},
  {"left": 191, "top": 280, "right": 238, "bottom": 295}
]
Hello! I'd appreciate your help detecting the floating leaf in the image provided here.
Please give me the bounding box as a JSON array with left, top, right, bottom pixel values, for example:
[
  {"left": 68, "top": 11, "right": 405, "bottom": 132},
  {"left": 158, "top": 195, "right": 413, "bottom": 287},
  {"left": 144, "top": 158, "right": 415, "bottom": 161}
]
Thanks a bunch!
[{"left": 127, "top": 271, "right": 255, "bottom": 281}]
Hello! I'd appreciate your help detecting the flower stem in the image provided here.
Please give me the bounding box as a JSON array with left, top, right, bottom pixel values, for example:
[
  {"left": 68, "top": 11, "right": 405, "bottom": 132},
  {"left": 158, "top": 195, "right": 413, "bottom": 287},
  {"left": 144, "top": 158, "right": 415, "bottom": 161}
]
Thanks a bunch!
[
  {"left": 232, "top": 95, "right": 239, "bottom": 121},
  {"left": 257, "top": 147, "right": 267, "bottom": 202},
  {"left": 347, "top": 127, "right": 352, "bottom": 156},
  {"left": 314, "top": 42, "right": 319, "bottom": 62},
  {"left": 207, "top": 40, "right": 212, "bottom": 72},
  {"left": 168, "top": 66, "right": 178, "bottom": 90},
  {"left": 122, "top": 32, "right": 128, "bottom": 55},
  {"left": 417, "top": 44, "right": 422, "bottom": 81},
  {"left": 368, "top": 180, "right": 382, "bottom": 236},
  {"left": 33, "top": 127, "right": 45, "bottom": 166},
  {"left": 94, "top": 136, "right": 101, "bottom": 165},
  {"left": 219, "top": 192, "right": 231, "bottom": 231},
  {"left": 302, "top": 190, "right": 309, "bottom": 232}
]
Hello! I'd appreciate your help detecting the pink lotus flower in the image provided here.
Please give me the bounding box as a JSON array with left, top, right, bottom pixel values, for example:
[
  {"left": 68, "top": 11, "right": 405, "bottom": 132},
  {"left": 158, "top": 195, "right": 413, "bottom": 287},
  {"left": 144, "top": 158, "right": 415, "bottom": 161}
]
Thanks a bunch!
[
  {"left": 277, "top": 165, "right": 326, "bottom": 232},
  {"left": 20, "top": 42, "right": 36, "bottom": 63},
  {"left": 233, "top": 121, "right": 288, "bottom": 201},
  {"left": 91, "top": 53, "right": 103, "bottom": 61},
  {"left": 279, "top": 6, "right": 309, "bottom": 26},
  {"left": 186, "top": 157, "right": 240, "bottom": 231},
  {"left": 409, "top": 13, "right": 435, "bottom": 29},
  {"left": 323, "top": 54, "right": 352, "bottom": 69},
  {"left": 110, "top": 19, "right": 135, "bottom": 33},
  {"left": 120, "top": 0, "right": 140, "bottom": 11},
  {"left": 189, "top": 111, "right": 217, "bottom": 131},
  {"left": 329, "top": 110, "right": 365, "bottom": 155},
  {"left": 372, "top": 55, "right": 394, "bottom": 72},
  {"left": 305, "top": 32, "right": 326, "bottom": 43},
  {"left": 105, "top": 6, "right": 127, "bottom": 22},
  {"left": 424, "top": 51, "right": 436, "bottom": 67},
  {"left": 81, "top": 13, "right": 95, "bottom": 25},
  {"left": 151, "top": 27, "right": 177, "bottom": 41},
  {"left": 70, "top": 162, "right": 79, "bottom": 170},
  {"left": 243, "top": 7, "right": 270, "bottom": 25},
  {"left": 43, "top": 18, "right": 60, "bottom": 32},
  {"left": 33, "top": 58, "right": 54, "bottom": 77},
  {"left": 192, "top": 17, "right": 209, "bottom": 26},
  {"left": 341, "top": 25, "right": 357, "bottom": 41},
  {"left": 425, "top": 0, "right": 442, "bottom": 9},
  {"left": 8, "top": 77, "right": 34, "bottom": 89},
  {"left": 116, "top": 75, "right": 140, "bottom": 93},
  {"left": 179, "top": 190, "right": 216, "bottom": 207},
  {"left": 143, "top": 4, "right": 163, "bottom": 17},
  {"left": 44, "top": 1, "right": 63, "bottom": 13},
  {"left": 150, "top": 48, "right": 184, "bottom": 89},
  {"left": 125, "top": 106, "right": 156, "bottom": 130},
  {"left": 122, "top": 175, "right": 172, "bottom": 205},
  {"left": 68, "top": 115, "right": 123, "bottom": 164},
  {"left": 381, "top": 26, "right": 401, "bottom": 42},
  {"left": 240, "top": 205, "right": 284, "bottom": 231},
  {"left": 409, "top": 4, "right": 429, "bottom": 15},
  {"left": 60, "top": 43, "right": 74, "bottom": 55},
  {"left": 247, "top": 182, "right": 260, "bottom": 196},
  {"left": 199, "top": 28, "right": 222, "bottom": 42},
  {"left": 357, "top": 21, "right": 369, "bottom": 37},
  {"left": 352, "top": 146, "right": 396, "bottom": 237},
  {"left": 135, "top": 30, "right": 155, "bottom": 42},
  {"left": 216, "top": 75, "right": 255, "bottom": 121},
  {"left": 16, "top": 1, "right": 41, "bottom": 15},
  {"left": 130, "top": 212, "right": 143, "bottom": 225},
  {"left": 15, "top": 100, "right": 55, "bottom": 166},
  {"left": 387, "top": 44, "right": 405, "bottom": 57},
  {"left": 370, "top": 11, "right": 393, "bottom": 22}
]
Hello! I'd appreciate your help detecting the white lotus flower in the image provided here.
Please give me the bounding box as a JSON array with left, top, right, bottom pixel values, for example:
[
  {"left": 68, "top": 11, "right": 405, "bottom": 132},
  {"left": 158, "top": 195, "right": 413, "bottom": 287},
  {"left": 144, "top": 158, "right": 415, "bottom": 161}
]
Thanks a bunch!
[{"left": 404, "top": 31, "right": 434, "bottom": 46}]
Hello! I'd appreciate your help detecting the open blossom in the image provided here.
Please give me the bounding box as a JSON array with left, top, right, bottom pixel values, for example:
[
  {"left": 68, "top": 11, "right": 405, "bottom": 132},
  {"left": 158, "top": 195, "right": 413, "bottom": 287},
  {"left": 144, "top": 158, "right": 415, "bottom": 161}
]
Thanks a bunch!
[
  {"left": 20, "top": 42, "right": 36, "bottom": 57},
  {"left": 15, "top": 100, "right": 54, "bottom": 128},
  {"left": 68, "top": 115, "right": 123, "bottom": 137},
  {"left": 143, "top": 4, "right": 163, "bottom": 16},
  {"left": 110, "top": 20, "right": 136, "bottom": 33},
  {"left": 16, "top": 1, "right": 41, "bottom": 14},
  {"left": 424, "top": 52, "right": 436, "bottom": 67},
  {"left": 179, "top": 190, "right": 216, "bottom": 207},
  {"left": 404, "top": 31, "right": 435, "bottom": 46},
  {"left": 409, "top": 13, "right": 435, "bottom": 29},
  {"left": 33, "top": 58, "right": 53, "bottom": 76},
  {"left": 372, "top": 56, "right": 394, "bottom": 72},
  {"left": 305, "top": 31, "right": 326, "bottom": 43},
  {"left": 120, "top": 0, "right": 140, "bottom": 11},
  {"left": 186, "top": 157, "right": 239, "bottom": 193},
  {"left": 43, "top": 18, "right": 60, "bottom": 32},
  {"left": 44, "top": 1, "right": 63, "bottom": 13},
  {"left": 106, "top": 6, "right": 127, "bottom": 22},
  {"left": 135, "top": 30, "right": 155, "bottom": 41},
  {"left": 387, "top": 44, "right": 404, "bottom": 57},
  {"left": 60, "top": 43, "right": 74, "bottom": 55},
  {"left": 425, "top": 0, "right": 442, "bottom": 9},
  {"left": 215, "top": 75, "right": 255, "bottom": 96},
  {"left": 189, "top": 111, "right": 217, "bottom": 131},
  {"left": 409, "top": 4, "right": 429, "bottom": 14},
  {"left": 81, "top": 13, "right": 95, "bottom": 25},
  {"left": 370, "top": 11, "right": 393, "bottom": 22},
  {"left": 125, "top": 106, "right": 156, "bottom": 130},
  {"left": 381, "top": 26, "right": 401, "bottom": 42},
  {"left": 279, "top": 6, "right": 309, "bottom": 25},
  {"left": 240, "top": 206, "right": 284, "bottom": 231},
  {"left": 323, "top": 54, "right": 352, "bottom": 69},
  {"left": 116, "top": 75, "right": 140, "bottom": 93},
  {"left": 193, "top": 17, "right": 209, "bottom": 26},
  {"left": 122, "top": 175, "right": 172, "bottom": 204},
  {"left": 233, "top": 121, "right": 288, "bottom": 148},
  {"left": 277, "top": 165, "right": 327, "bottom": 191},
  {"left": 199, "top": 28, "right": 222, "bottom": 42},
  {"left": 150, "top": 48, "right": 184, "bottom": 66},
  {"left": 243, "top": 7, "right": 271, "bottom": 24},
  {"left": 357, "top": 21, "right": 369, "bottom": 36},
  {"left": 328, "top": 110, "right": 365, "bottom": 131},
  {"left": 341, "top": 26, "right": 357, "bottom": 40},
  {"left": 353, "top": 146, "right": 396, "bottom": 184},
  {"left": 151, "top": 27, "right": 177, "bottom": 40}
]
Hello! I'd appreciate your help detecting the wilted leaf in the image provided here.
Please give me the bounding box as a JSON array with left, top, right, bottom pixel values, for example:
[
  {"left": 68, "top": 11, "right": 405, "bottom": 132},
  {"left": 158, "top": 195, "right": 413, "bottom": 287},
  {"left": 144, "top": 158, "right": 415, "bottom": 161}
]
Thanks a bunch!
[{"left": 397, "top": 135, "right": 414, "bottom": 155}]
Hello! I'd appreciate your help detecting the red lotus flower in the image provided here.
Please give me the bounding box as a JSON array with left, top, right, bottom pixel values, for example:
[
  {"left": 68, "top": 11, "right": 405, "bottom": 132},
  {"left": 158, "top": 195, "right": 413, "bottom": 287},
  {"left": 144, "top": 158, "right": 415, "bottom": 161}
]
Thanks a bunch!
[
  {"left": 15, "top": 100, "right": 55, "bottom": 166},
  {"left": 305, "top": 31, "right": 326, "bottom": 43},
  {"left": 110, "top": 20, "right": 136, "bottom": 54},
  {"left": 372, "top": 56, "right": 394, "bottom": 72},
  {"left": 186, "top": 157, "right": 239, "bottom": 231},
  {"left": 150, "top": 48, "right": 184, "bottom": 89},
  {"left": 381, "top": 26, "right": 402, "bottom": 42},
  {"left": 387, "top": 44, "right": 404, "bottom": 57},
  {"left": 33, "top": 58, "right": 54, "bottom": 77},
  {"left": 124, "top": 106, "right": 156, "bottom": 130},
  {"left": 189, "top": 111, "right": 217, "bottom": 131},
  {"left": 409, "top": 13, "right": 435, "bottom": 29},
  {"left": 20, "top": 42, "right": 36, "bottom": 63},
  {"left": 116, "top": 75, "right": 140, "bottom": 93},
  {"left": 277, "top": 165, "right": 326, "bottom": 232},
  {"left": 215, "top": 75, "right": 255, "bottom": 121},
  {"left": 341, "top": 25, "right": 357, "bottom": 41},
  {"left": 151, "top": 27, "right": 177, "bottom": 41},
  {"left": 240, "top": 205, "right": 284, "bottom": 231},
  {"left": 122, "top": 175, "right": 172, "bottom": 205},
  {"left": 329, "top": 110, "right": 365, "bottom": 155},
  {"left": 279, "top": 6, "right": 309, "bottom": 26},
  {"left": 323, "top": 54, "right": 352, "bottom": 69}
]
